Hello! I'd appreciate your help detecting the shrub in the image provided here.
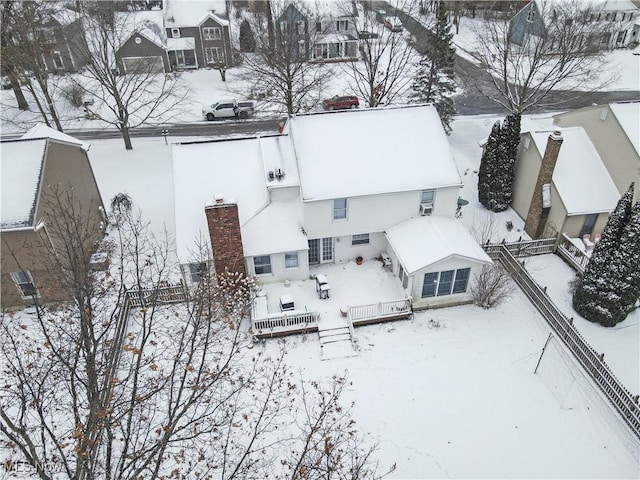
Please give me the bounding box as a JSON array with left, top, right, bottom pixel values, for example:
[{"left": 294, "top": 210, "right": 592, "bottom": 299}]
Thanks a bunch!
[
  {"left": 471, "top": 264, "right": 515, "bottom": 309},
  {"left": 62, "top": 83, "right": 85, "bottom": 108}
]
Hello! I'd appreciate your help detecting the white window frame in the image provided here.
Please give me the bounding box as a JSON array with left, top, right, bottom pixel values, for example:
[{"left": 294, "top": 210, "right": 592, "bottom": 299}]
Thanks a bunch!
[
  {"left": 296, "top": 20, "right": 305, "bottom": 35},
  {"left": 285, "top": 252, "right": 299, "bottom": 269},
  {"left": 421, "top": 189, "right": 435, "bottom": 204},
  {"left": 10, "top": 271, "right": 38, "bottom": 299},
  {"left": 187, "top": 262, "right": 207, "bottom": 283},
  {"left": 171, "top": 27, "right": 181, "bottom": 38},
  {"left": 526, "top": 9, "right": 535, "bottom": 22},
  {"left": 351, "top": 233, "right": 370, "bottom": 246},
  {"left": 333, "top": 198, "right": 347, "bottom": 220},
  {"left": 280, "top": 20, "right": 289, "bottom": 35},
  {"left": 298, "top": 39, "right": 305, "bottom": 57},
  {"left": 52, "top": 51, "right": 64, "bottom": 69},
  {"left": 336, "top": 19, "right": 349, "bottom": 31},
  {"left": 205, "top": 47, "right": 223, "bottom": 64},
  {"left": 202, "top": 26, "right": 221, "bottom": 40},
  {"left": 421, "top": 268, "right": 471, "bottom": 298},
  {"left": 254, "top": 255, "right": 272, "bottom": 275}
]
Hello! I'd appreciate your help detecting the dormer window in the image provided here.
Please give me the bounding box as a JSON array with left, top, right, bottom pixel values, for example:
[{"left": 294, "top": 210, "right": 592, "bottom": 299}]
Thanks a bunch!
[
  {"left": 202, "top": 26, "right": 221, "bottom": 40},
  {"left": 171, "top": 27, "right": 180, "bottom": 38}
]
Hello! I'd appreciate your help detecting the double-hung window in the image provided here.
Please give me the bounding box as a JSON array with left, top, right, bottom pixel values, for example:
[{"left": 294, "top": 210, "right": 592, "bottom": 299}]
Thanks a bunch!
[
  {"left": 202, "top": 27, "right": 221, "bottom": 40},
  {"left": 254, "top": 255, "right": 272, "bottom": 274},
  {"left": 188, "top": 262, "right": 207, "bottom": 283},
  {"left": 285, "top": 252, "right": 299, "bottom": 269},
  {"left": 421, "top": 189, "right": 435, "bottom": 204},
  {"left": 351, "top": 233, "right": 369, "bottom": 245},
  {"left": 11, "top": 271, "right": 37, "bottom": 298},
  {"left": 333, "top": 198, "right": 347, "bottom": 220}
]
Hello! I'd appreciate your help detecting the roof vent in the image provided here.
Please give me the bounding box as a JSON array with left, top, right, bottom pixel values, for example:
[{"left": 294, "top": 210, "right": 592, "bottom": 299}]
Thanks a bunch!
[
  {"left": 268, "top": 171, "right": 275, "bottom": 181},
  {"left": 275, "top": 169, "right": 285, "bottom": 181}
]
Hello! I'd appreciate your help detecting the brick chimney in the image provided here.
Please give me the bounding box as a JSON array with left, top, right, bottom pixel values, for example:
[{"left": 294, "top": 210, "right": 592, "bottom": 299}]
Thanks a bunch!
[
  {"left": 204, "top": 195, "right": 247, "bottom": 277},
  {"left": 525, "top": 131, "right": 563, "bottom": 239}
]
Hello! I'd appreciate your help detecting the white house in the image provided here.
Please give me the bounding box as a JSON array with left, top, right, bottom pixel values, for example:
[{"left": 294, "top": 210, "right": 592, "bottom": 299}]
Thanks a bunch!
[{"left": 172, "top": 104, "right": 492, "bottom": 309}]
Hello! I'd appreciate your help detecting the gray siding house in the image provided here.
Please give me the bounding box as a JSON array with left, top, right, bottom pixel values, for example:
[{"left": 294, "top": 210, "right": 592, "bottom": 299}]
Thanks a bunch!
[
  {"left": 40, "top": 8, "right": 89, "bottom": 73},
  {"left": 164, "top": 0, "right": 233, "bottom": 70},
  {"left": 117, "top": 30, "right": 170, "bottom": 73}
]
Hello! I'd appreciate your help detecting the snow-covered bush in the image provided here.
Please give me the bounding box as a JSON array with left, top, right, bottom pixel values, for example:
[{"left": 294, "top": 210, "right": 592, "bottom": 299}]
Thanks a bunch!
[{"left": 471, "top": 264, "right": 515, "bottom": 309}]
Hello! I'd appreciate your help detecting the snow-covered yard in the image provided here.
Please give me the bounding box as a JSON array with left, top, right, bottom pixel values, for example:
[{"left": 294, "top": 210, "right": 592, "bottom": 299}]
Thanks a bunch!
[{"left": 76, "top": 111, "right": 640, "bottom": 477}]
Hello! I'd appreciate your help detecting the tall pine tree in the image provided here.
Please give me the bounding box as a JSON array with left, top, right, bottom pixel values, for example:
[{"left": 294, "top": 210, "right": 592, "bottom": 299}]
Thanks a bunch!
[
  {"left": 573, "top": 183, "right": 636, "bottom": 326},
  {"left": 477, "top": 114, "right": 521, "bottom": 212},
  {"left": 478, "top": 121, "right": 501, "bottom": 209},
  {"left": 411, "top": 2, "right": 456, "bottom": 134}
]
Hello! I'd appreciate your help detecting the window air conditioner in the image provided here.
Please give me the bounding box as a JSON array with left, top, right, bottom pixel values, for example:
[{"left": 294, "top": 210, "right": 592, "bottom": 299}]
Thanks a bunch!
[{"left": 420, "top": 203, "right": 433, "bottom": 216}]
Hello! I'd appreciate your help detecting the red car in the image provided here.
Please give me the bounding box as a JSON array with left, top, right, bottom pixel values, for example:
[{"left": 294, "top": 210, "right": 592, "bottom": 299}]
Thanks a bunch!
[{"left": 322, "top": 95, "right": 359, "bottom": 111}]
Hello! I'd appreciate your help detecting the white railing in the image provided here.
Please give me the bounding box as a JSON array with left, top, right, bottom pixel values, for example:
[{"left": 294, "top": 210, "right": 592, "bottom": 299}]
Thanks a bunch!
[
  {"left": 348, "top": 298, "right": 412, "bottom": 325},
  {"left": 556, "top": 233, "right": 590, "bottom": 273},
  {"left": 252, "top": 310, "right": 320, "bottom": 335}
]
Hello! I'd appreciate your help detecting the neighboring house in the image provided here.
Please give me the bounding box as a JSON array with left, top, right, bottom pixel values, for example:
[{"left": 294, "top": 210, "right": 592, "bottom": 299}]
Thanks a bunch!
[
  {"left": 38, "top": 6, "right": 89, "bottom": 73},
  {"left": 115, "top": 11, "right": 171, "bottom": 74},
  {"left": 163, "top": 0, "right": 233, "bottom": 69},
  {"left": 553, "top": 102, "right": 640, "bottom": 202},
  {"left": 1, "top": 126, "right": 105, "bottom": 309},
  {"left": 172, "top": 105, "right": 492, "bottom": 309},
  {"left": 512, "top": 126, "right": 620, "bottom": 240},
  {"left": 509, "top": 0, "right": 639, "bottom": 50}
]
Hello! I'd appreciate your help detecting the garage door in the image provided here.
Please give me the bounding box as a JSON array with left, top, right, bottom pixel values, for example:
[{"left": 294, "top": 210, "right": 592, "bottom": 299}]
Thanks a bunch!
[{"left": 122, "top": 56, "right": 164, "bottom": 74}]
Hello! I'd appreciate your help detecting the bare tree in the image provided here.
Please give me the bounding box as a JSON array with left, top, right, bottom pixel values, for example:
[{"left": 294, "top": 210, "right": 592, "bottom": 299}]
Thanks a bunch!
[
  {"left": 470, "top": 210, "right": 501, "bottom": 245},
  {"left": 0, "top": 0, "right": 66, "bottom": 128},
  {"left": 470, "top": 264, "right": 515, "bottom": 309},
  {"left": 471, "top": 0, "right": 612, "bottom": 114},
  {"left": 1, "top": 192, "right": 388, "bottom": 479},
  {"left": 340, "top": 1, "right": 419, "bottom": 107},
  {"left": 237, "top": 0, "right": 333, "bottom": 114},
  {"left": 71, "top": 2, "right": 186, "bottom": 149}
]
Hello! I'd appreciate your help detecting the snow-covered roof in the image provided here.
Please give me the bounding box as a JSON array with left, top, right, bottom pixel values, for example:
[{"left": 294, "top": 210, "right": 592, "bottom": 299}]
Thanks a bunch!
[
  {"left": 242, "top": 199, "right": 308, "bottom": 257},
  {"left": 307, "top": 0, "right": 357, "bottom": 18},
  {"left": 51, "top": 7, "right": 79, "bottom": 26},
  {"left": 22, "top": 123, "right": 90, "bottom": 151},
  {"left": 164, "top": 0, "right": 227, "bottom": 26},
  {"left": 1, "top": 139, "right": 48, "bottom": 230},
  {"left": 528, "top": 127, "right": 620, "bottom": 215},
  {"left": 536, "top": 0, "right": 637, "bottom": 12},
  {"left": 116, "top": 10, "right": 166, "bottom": 48},
  {"left": 609, "top": 102, "right": 640, "bottom": 157},
  {"left": 385, "top": 216, "right": 492, "bottom": 275},
  {"left": 172, "top": 136, "right": 304, "bottom": 262},
  {"left": 167, "top": 37, "right": 195, "bottom": 50},
  {"left": 288, "top": 105, "right": 462, "bottom": 201}
]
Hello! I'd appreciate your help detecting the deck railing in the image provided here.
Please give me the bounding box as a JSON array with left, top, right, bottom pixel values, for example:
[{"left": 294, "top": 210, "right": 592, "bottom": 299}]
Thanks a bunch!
[
  {"left": 488, "top": 237, "right": 556, "bottom": 258},
  {"left": 556, "top": 233, "right": 590, "bottom": 273},
  {"left": 251, "top": 310, "right": 320, "bottom": 335},
  {"left": 485, "top": 243, "right": 640, "bottom": 440},
  {"left": 348, "top": 298, "right": 412, "bottom": 325}
]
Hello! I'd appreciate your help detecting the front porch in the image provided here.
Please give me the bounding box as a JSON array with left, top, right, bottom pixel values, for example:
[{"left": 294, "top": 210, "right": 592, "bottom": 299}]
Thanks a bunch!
[{"left": 251, "top": 259, "right": 410, "bottom": 343}]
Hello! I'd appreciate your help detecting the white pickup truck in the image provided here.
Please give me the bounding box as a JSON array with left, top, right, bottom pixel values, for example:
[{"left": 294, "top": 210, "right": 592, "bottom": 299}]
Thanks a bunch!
[{"left": 202, "top": 99, "right": 256, "bottom": 120}]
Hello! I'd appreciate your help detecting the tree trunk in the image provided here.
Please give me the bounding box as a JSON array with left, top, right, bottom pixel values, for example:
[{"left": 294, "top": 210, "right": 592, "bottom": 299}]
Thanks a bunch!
[
  {"left": 27, "top": 85, "right": 52, "bottom": 127},
  {"left": 8, "top": 70, "right": 29, "bottom": 110},
  {"left": 265, "top": 0, "right": 275, "bottom": 52},
  {"left": 120, "top": 125, "right": 133, "bottom": 150}
]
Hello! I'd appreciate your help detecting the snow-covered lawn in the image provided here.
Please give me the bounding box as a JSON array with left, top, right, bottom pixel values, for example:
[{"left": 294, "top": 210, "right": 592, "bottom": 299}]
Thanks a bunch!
[{"left": 262, "top": 295, "right": 640, "bottom": 478}]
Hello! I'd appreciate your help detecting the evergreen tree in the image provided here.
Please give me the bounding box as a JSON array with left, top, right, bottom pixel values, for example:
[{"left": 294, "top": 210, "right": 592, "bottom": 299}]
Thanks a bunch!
[
  {"left": 573, "top": 184, "right": 636, "bottom": 326},
  {"left": 499, "top": 113, "right": 521, "bottom": 209},
  {"left": 411, "top": 2, "right": 456, "bottom": 134},
  {"left": 478, "top": 121, "right": 501, "bottom": 209},
  {"left": 611, "top": 199, "right": 640, "bottom": 320},
  {"left": 477, "top": 114, "right": 521, "bottom": 212}
]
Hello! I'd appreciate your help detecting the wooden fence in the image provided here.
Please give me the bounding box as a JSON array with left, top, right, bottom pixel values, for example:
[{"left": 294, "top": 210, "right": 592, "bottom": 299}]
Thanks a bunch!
[
  {"left": 348, "top": 298, "right": 412, "bottom": 326},
  {"left": 485, "top": 244, "right": 640, "bottom": 440},
  {"left": 556, "top": 233, "right": 590, "bottom": 274},
  {"left": 127, "top": 281, "right": 189, "bottom": 307},
  {"left": 488, "top": 237, "right": 556, "bottom": 258}
]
